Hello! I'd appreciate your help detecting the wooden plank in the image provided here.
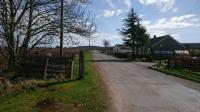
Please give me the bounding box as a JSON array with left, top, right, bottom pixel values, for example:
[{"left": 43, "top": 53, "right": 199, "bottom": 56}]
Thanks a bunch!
[
  {"left": 43, "top": 56, "right": 49, "bottom": 80},
  {"left": 71, "top": 60, "right": 74, "bottom": 79},
  {"left": 46, "top": 70, "right": 65, "bottom": 73}
]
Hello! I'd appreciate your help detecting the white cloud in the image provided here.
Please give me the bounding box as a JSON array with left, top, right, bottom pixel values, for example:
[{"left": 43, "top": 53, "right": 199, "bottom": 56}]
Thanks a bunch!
[
  {"left": 142, "top": 14, "right": 200, "bottom": 38},
  {"left": 94, "top": 32, "right": 122, "bottom": 40},
  {"left": 139, "top": 14, "right": 146, "bottom": 18},
  {"left": 105, "top": 0, "right": 132, "bottom": 9},
  {"left": 116, "top": 9, "right": 122, "bottom": 15},
  {"left": 148, "top": 29, "right": 168, "bottom": 37},
  {"left": 105, "top": 0, "right": 115, "bottom": 8},
  {"left": 96, "top": 9, "right": 123, "bottom": 18},
  {"left": 172, "top": 7, "right": 178, "bottom": 12},
  {"left": 142, "top": 20, "right": 151, "bottom": 25},
  {"left": 139, "top": 0, "right": 176, "bottom": 12},
  {"left": 171, "top": 33, "right": 181, "bottom": 40},
  {"left": 78, "top": 32, "right": 122, "bottom": 46},
  {"left": 144, "top": 14, "right": 200, "bottom": 30},
  {"left": 123, "top": 0, "right": 132, "bottom": 8},
  {"left": 104, "top": 10, "right": 116, "bottom": 17}
]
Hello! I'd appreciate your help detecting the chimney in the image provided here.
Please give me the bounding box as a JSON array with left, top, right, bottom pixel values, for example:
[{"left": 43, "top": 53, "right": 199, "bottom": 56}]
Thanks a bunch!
[{"left": 153, "top": 35, "right": 156, "bottom": 39}]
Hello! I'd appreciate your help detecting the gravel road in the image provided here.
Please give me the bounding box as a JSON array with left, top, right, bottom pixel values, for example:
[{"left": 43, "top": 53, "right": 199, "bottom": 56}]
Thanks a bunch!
[{"left": 93, "top": 51, "right": 200, "bottom": 112}]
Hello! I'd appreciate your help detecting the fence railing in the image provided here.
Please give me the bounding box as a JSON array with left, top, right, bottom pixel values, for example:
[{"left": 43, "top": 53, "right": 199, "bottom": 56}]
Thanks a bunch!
[
  {"left": 0, "top": 49, "right": 85, "bottom": 80},
  {"left": 19, "top": 54, "right": 74, "bottom": 79},
  {"left": 168, "top": 55, "right": 200, "bottom": 72}
]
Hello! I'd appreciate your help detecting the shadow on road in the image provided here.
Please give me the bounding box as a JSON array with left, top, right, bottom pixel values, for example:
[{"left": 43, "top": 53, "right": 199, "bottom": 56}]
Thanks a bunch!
[{"left": 87, "top": 59, "right": 130, "bottom": 63}]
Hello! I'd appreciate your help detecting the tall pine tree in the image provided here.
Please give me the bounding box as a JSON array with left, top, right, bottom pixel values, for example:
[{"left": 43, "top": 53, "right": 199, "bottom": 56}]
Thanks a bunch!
[{"left": 119, "top": 8, "right": 150, "bottom": 59}]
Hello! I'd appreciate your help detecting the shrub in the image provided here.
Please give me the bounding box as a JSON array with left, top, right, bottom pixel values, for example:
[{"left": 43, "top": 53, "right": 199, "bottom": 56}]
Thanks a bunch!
[
  {"left": 114, "top": 53, "right": 129, "bottom": 59},
  {"left": 114, "top": 53, "right": 152, "bottom": 61}
]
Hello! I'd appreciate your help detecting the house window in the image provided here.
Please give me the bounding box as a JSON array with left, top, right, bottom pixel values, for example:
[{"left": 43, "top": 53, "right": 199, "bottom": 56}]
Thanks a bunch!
[
  {"left": 175, "top": 50, "right": 189, "bottom": 55},
  {"left": 154, "top": 51, "right": 173, "bottom": 54}
]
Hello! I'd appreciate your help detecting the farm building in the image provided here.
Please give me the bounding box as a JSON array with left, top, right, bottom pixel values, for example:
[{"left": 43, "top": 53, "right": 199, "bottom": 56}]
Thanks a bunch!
[
  {"left": 150, "top": 35, "right": 189, "bottom": 59},
  {"left": 113, "top": 44, "right": 132, "bottom": 53}
]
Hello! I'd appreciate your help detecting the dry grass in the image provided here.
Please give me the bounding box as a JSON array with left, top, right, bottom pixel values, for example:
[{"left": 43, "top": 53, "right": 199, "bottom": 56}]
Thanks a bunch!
[{"left": 0, "top": 78, "right": 47, "bottom": 96}]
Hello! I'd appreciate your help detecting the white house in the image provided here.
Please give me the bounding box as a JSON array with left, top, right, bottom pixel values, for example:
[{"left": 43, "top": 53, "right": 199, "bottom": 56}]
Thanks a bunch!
[{"left": 113, "top": 44, "right": 132, "bottom": 53}]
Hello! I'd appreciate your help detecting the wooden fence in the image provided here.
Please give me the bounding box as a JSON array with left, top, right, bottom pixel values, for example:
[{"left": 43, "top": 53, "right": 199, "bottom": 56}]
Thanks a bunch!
[
  {"left": 168, "top": 55, "right": 200, "bottom": 72},
  {"left": 19, "top": 54, "right": 74, "bottom": 79},
  {"left": 0, "top": 48, "right": 85, "bottom": 80}
]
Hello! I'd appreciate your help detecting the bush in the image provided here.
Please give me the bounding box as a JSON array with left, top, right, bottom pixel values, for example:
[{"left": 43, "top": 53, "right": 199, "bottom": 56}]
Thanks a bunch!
[
  {"left": 132, "top": 54, "right": 152, "bottom": 61},
  {"left": 114, "top": 53, "right": 129, "bottom": 59},
  {"left": 114, "top": 53, "right": 152, "bottom": 61}
]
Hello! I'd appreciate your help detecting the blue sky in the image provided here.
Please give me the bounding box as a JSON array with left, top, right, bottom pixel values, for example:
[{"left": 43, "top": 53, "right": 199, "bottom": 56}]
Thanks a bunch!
[{"left": 79, "top": 0, "right": 200, "bottom": 46}]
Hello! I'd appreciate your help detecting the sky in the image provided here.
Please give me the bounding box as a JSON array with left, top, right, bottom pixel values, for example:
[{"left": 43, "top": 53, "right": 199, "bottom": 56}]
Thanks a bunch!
[{"left": 78, "top": 0, "right": 200, "bottom": 46}]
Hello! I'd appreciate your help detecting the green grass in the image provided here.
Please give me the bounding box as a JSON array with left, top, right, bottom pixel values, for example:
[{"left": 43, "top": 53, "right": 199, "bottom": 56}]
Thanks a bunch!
[
  {"left": 152, "top": 66, "right": 200, "bottom": 83},
  {"left": 0, "top": 52, "right": 110, "bottom": 112}
]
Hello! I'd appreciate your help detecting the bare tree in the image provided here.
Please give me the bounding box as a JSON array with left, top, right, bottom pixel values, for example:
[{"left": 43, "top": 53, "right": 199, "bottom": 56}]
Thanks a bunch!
[
  {"left": 0, "top": 0, "right": 61, "bottom": 68},
  {"left": 0, "top": 0, "right": 96, "bottom": 69},
  {"left": 58, "top": 0, "right": 96, "bottom": 48}
]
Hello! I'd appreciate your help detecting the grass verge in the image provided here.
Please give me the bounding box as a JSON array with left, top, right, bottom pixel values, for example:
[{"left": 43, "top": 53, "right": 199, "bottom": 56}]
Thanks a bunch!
[
  {"left": 0, "top": 51, "right": 110, "bottom": 112},
  {"left": 150, "top": 66, "right": 200, "bottom": 83}
]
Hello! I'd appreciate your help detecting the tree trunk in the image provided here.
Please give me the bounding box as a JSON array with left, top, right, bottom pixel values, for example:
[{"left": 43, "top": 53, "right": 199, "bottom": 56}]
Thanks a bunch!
[
  {"left": 8, "top": 51, "right": 17, "bottom": 69},
  {"left": 136, "top": 45, "right": 139, "bottom": 56},
  {"left": 8, "top": 3, "right": 18, "bottom": 69},
  {"left": 131, "top": 42, "right": 135, "bottom": 60}
]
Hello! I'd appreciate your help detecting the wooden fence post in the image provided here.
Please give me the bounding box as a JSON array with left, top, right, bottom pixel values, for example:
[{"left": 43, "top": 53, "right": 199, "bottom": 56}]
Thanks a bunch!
[
  {"left": 71, "top": 59, "right": 74, "bottom": 79},
  {"left": 79, "top": 50, "right": 84, "bottom": 79},
  {"left": 43, "top": 53, "right": 51, "bottom": 80}
]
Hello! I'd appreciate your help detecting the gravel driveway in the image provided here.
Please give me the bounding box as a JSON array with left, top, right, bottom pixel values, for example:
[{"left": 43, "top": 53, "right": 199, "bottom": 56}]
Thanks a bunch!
[{"left": 93, "top": 51, "right": 200, "bottom": 112}]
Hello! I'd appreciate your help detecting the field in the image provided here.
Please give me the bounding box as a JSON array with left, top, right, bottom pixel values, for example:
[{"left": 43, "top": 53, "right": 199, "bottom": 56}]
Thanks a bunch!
[{"left": 0, "top": 52, "right": 110, "bottom": 112}]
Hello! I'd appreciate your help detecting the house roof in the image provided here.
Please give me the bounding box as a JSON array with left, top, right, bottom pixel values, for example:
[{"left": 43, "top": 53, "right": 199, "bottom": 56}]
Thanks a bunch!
[
  {"left": 181, "top": 43, "right": 200, "bottom": 49},
  {"left": 150, "top": 35, "right": 169, "bottom": 47},
  {"left": 150, "top": 35, "right": 186, "bottom": 50}
]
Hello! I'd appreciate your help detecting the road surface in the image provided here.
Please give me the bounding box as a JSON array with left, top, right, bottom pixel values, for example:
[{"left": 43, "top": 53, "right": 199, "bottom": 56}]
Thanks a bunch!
[{"left": 93, "top": 51, "right": 200, "bottom": 112}]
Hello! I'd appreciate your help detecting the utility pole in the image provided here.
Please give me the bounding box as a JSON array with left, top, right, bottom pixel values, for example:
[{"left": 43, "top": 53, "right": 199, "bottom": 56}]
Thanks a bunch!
[
  {"left": 60, "top": 0, "right": 64, "bottom": 56},
  {"left": 89, "top": 36, "right": 91, "bottom": 47}
]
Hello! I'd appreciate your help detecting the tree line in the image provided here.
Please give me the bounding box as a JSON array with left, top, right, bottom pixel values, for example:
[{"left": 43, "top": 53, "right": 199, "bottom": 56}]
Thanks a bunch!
[
  {"left": 119, "top": 8, "right": 150, "bottom": 59},
  {"left": 0, "top": 0, "right": 96, "bottom": 69}
]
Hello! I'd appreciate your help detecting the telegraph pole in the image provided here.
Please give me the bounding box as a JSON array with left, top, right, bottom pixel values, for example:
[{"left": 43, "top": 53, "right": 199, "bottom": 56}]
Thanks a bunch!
[{"left": 60, "top": 0, "right": 64, "bottom": 56}]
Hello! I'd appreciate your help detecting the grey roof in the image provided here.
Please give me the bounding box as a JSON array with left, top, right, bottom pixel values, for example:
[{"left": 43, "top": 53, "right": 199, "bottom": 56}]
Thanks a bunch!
[
  {"left": 150, "top": 35, "right": 186, "bottom": 50},
  {"left": 150, "top": 35, "right": 169, "bottom": 47},
  {"left": 181, "top": 43, "right": 200, "bottom": 49}
]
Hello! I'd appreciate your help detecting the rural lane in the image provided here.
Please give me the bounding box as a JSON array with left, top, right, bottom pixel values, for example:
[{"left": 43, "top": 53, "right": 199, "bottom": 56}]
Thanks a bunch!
[{"left": 93, "top": 51, "right": 200, "bottom": 112}]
